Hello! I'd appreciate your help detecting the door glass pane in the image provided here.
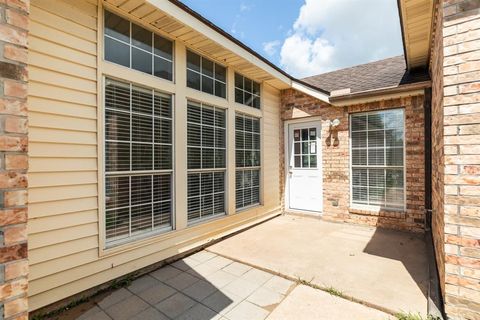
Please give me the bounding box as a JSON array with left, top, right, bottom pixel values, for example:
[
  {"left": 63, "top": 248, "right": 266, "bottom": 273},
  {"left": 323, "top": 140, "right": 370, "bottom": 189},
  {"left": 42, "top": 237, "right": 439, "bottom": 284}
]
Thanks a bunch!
[
  {"left": 309, "top": 128, "right": 316, "bottom": 140},
  {"left": 294, "top": 130, "right": 300, "bottom": 141},
  {"left": 302, "top": 129, "right": 309, "bottom": 140}
]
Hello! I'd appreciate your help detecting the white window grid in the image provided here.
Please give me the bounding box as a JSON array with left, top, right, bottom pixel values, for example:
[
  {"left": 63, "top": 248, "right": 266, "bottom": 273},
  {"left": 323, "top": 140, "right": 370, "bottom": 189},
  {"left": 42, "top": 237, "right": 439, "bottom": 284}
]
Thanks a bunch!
[
  {"left": 235, "top": 73, "right": 261, "bottom": 109},
  {"left": 104, "top": 78, "right": 174, "bottom": 245},
  {"left": 349, "top": 109, "right": 406, "bottom": 210},
  {"left": 104, "top": 10, "right": 174, "bottom": 81},
  {"left": 187, "top": 172, "right": 226, "bottom": 223},
  {"left": 235, "top": 113, "right": 261, "bottom": 210},
  {"left": 187, "top": 102, "right": 227, "bottom": 223},
  {"left": 186, "top": 50, "right": 226, "bottom": 98}
]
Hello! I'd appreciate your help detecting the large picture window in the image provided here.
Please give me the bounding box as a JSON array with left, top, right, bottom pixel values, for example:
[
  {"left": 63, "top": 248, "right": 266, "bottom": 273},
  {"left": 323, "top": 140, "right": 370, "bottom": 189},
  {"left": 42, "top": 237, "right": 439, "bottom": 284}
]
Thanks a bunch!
[
  {"left": 350, "top": 109, "right": 405, "bottom": 210},
  {"left": 235, "top": 114, "right": 261, "bottom": 209},
  {"left": 187, "top": 102, "right": 226, "bottom": 222},
  {"left": 104, "top": 78, "right": 173, "bottom": 244},
  {"left": 235, "top": 73, "right": 261, "bottom": 109},
  {"left": 187, "top": 50, "right": 226, "bottom": 98},
  {"left": 104, "top": 10, "right": 173, "bottom": 81}
]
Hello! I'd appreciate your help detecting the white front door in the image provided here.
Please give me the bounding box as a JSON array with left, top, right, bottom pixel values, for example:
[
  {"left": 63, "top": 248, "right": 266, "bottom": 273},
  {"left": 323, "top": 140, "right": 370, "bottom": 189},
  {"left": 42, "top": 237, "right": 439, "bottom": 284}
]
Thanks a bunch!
[{"left": 287, "top": 122, "right": 323, "bottom": 213}]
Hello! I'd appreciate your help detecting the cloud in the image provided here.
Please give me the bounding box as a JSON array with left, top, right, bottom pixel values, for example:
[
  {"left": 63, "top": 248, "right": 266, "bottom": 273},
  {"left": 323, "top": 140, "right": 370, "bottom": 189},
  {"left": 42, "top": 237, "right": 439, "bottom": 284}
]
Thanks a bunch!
[
  {"left": 279, "top": 0, "right": 403, "bottom": 78},
  {"left": 240, "top": 2, "right": 252, "bottom": 12},
  {"left": 263, "top": 40, "right": 281, "bottom": 56}
]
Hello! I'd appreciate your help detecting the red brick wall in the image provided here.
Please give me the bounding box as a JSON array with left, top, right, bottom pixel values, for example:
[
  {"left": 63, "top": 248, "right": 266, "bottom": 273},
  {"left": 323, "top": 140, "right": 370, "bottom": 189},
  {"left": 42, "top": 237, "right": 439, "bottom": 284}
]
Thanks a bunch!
[
  {"left": 436, "top": 1, "right": 480, "bottom": 318},
  {"left": 430, "top": 0, "right": 446, "bottom": 300},
  {"left": 0, "top": 0, "right": 29, "bottom": 319},
  {"left": 281, "top": 89, "right": 425, "bottom": 232}
]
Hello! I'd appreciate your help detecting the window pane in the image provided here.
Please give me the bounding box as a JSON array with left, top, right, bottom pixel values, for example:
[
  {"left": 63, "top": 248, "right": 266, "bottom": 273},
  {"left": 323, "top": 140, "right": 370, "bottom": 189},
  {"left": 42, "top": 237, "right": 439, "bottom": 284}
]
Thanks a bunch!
[
  {"left": 215, "top": 81, "right": 226, "bottom": 98},
  {"left": 105, "top": 11, "right": 130, "bottom": 43},
  {"left": 202, "top": 75, "right": 214, "bottom": 94},
  {"left": 187, "top": 70, "right": 200, "bottom": 90},
  {"left": 252, "top": 81, "right": 260, "bottom": 95},
  {"left": 105, "top": 37, "right": 130, "bottom": 67},
  {"left": 154, "top": 57, "right": 172, "bottom": 81},
  {"left": 132, "top": 47, "right": 152, "bottom": 74},
  {"left": 350, "top": 109, "right": 405, "bottom": 209},
  {"left": 235, "top": 73, "right": 243, "bottom": 89},
  {"left": 105, "top": 78, "right": 173, "bottom": 244},
  {"left": 154, "top": 34, "right": 173, "bottom": 60},
  {"left": 215, "top": 64, "right": 226, "bottom": 82},
  {"left": 187, "top": 172, "right": 225, "bottom": 222},
  {"left": 202, "top": 58, "right": 214, "bottom": 77},
  {"left": 131, "top": 23, "right": 152, "bottom": 52},
  {"left": 235, "top": 88, "right": 244, "bottom": 104},
  {"left": 187, "top": 50, "right": 201, "bottom": 71}
]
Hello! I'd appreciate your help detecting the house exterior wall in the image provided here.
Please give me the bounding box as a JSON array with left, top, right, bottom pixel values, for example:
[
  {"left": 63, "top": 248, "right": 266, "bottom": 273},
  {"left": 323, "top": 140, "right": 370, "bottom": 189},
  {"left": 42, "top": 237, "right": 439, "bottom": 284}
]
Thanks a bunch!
[
  {"left": 434, "top": 0, "right": 480, "bottom": 318},
  {"left": 280, "top": 89, "right": 425, "bottom": 232},
  {"left": 0, "top": 0, "right": 30, "bottom": 319},
  {"left": 27, "top": 0, "right": 282, "bottom": 311}
]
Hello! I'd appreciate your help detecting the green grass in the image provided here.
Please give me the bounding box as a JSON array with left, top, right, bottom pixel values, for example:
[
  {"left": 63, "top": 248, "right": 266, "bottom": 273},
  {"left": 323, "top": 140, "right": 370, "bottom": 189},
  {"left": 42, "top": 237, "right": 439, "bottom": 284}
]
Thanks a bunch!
[
  {"left": 395, "top": 312, "right": 441, "bottom": 320},
  {"left": 324, "top": 286, "right": 345, "bottom": 298}
]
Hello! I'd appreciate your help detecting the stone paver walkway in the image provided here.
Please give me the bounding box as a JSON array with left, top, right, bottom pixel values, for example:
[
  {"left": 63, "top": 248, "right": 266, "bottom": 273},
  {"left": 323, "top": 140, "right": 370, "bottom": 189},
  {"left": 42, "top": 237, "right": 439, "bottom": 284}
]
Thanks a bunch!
[{"left": 63, "top": 250, "right": 391, "bottom": 320}]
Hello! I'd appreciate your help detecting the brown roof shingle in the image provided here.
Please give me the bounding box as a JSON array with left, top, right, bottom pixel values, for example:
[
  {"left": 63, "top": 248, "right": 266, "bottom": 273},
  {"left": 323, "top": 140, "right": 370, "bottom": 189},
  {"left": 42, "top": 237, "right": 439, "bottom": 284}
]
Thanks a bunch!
[{"left": 301, "top": 55, "right": 430, "bottom": 95}]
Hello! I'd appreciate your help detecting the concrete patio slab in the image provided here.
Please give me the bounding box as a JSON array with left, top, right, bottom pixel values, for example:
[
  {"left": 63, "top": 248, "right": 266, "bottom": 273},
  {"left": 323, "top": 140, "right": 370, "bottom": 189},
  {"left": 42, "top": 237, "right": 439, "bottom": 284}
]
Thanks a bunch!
[
  {"left": 208, "top": 214, "right": 428, "bottom": 314},
  {"left": 267, "top": 285, "right": 393, "bottom": 320}
]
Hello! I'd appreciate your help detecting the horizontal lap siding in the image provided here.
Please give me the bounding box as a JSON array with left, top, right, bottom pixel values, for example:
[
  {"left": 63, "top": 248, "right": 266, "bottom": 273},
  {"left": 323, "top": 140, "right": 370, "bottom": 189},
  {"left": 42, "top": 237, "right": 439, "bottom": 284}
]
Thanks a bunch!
[
  {"left": 28, "top": 0, "right": 282, "bottom": 311},
  {"left": 28, "top": 0, "right": 100, "bottom": 311}
]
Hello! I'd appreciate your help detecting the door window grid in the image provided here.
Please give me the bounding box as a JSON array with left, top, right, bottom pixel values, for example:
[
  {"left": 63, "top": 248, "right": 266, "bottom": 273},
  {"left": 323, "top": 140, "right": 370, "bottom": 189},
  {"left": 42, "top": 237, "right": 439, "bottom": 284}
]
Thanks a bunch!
[
  {"left": 187, "top": 102, "right": 226, "bottom": 223},
  {"left": 104, "top": 10, "right": 173, "bottom": 81},
  {"left": 186, "top": 50, "right": 226, "bottom": 98},
  {"left": 104, "top": 78, "right": 173, "bottom": 245},
  {"left": 350, "top": 109, "right": 405, "bottom": 210},
  {"left": 234, "top": 73, "right": 261, "bottom": 109},
  {"left": 293, "top": 128, "right": 317, "bottom": 168},
  {"left": 235, "top": 114, "right": 261, "bottom": 210}
]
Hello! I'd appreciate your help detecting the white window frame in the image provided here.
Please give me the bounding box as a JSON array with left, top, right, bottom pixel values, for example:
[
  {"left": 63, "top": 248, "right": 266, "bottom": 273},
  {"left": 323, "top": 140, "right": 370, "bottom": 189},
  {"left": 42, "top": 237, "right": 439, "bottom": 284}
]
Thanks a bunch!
[
  {"left": 234, "top": 72, "right": 261, "bottom": 109},
  {"left": 349, "top": 108, "right": 406, "bottom": 212},
  {"left": 103, "top": 77, "right": 175, "bottom": 247},
  {"left": 186, "top": 101, "right": 227, "bottom": 224},
  {"left": 186, "top": 49, "right": 227, "bottom": 99},
  {"left": 235, "top": 113, "right": 261, "bottom": 211},
  {"left": 103, "top": 10, "right": 175, "bottom": 82}
]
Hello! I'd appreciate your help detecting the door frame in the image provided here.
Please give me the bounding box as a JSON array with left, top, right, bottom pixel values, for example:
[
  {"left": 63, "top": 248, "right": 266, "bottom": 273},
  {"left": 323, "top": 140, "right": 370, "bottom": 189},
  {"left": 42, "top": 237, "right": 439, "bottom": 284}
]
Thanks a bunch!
[{"left": 284, "top": 117, "right": 323, "bottom": 214}]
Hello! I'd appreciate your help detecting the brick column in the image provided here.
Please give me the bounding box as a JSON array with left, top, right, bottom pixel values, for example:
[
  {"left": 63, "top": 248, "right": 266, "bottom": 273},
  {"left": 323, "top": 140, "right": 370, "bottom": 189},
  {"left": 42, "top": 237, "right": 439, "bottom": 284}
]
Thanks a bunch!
[
  {"left": 441, "top": 0, "right": 480, "bottom": 318},
  {"left": 0, "top": 0, "right": 29, "bottom": 319}
]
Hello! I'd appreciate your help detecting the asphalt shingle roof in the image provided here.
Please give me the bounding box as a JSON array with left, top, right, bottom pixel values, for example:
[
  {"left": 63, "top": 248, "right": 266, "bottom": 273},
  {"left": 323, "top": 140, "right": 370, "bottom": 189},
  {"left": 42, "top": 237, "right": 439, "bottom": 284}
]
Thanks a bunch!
[{"left": 301, "top": 55, "right": 430, "bottom": 95}]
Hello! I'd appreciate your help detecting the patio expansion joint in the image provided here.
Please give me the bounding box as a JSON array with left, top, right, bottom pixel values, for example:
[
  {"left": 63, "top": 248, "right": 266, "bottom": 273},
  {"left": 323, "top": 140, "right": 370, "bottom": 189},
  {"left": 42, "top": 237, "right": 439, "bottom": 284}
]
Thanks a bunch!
[{"left": 203, "top": 248, "right": 399, "bottom": 317}]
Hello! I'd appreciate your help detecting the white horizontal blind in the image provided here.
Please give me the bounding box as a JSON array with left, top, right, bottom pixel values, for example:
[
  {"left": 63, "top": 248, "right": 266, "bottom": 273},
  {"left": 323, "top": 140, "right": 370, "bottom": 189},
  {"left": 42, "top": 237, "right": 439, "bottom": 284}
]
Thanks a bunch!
[
  {"left": 350, "top": 109, "right": 405, "bottom": 210},
  {"left": 235, "top": 114, "right": 261, "bottom": 209},
  {"left": 104, "top": 78, "right": 173, "bottom": 244},
  {"left": 187, "top": 101, "right": 226, "bottom": 222}
]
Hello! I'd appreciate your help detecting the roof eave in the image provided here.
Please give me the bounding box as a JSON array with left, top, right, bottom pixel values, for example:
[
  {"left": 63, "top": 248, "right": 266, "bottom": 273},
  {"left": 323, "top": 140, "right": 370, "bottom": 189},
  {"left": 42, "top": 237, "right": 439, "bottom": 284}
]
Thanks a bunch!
[{"left": 329, "top": 80, "right": 432, "bottom": 106}]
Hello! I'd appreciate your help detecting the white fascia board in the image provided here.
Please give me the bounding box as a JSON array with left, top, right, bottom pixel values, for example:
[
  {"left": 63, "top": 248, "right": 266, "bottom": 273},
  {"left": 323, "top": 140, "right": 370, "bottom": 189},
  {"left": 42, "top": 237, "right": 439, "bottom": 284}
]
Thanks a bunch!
[
  {"left": 147, "top": 0, "right": 291, "bottom": 85},
  {"left": 291, "top": 80, "right": 331, "bottom": 104}
]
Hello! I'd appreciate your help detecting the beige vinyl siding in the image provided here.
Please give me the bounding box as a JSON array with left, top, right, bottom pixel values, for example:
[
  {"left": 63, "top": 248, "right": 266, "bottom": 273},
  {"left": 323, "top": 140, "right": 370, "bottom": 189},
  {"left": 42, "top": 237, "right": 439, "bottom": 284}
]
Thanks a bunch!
[{"left": 27, "top": 0, "right": 282, "bottom": 311}]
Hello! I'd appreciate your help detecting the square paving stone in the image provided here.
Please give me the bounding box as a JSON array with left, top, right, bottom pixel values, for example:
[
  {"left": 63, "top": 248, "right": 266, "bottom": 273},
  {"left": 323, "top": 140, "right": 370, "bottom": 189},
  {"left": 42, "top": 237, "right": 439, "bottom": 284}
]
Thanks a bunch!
[
  {"left": 77, "top": 310, "right": 112, "bottom": 320},
  {"left": 137, "top": 282, "right": 177, "bottom": 305},
  {"left": 150, "top": 265, "right": 182, "bottom": 282},
  {"left": 182, "top": 279, "right": 218, "bottom": 301},
  {"left": 247, "top": 286, "right": 284, "bottom": 308},
  {"left": 263, "top": 276, "right": 295, "bottom": 295},
  {"left": 172, "top": 257, "right": 200, "bottom": 271},
  {"left": 130, "top": 307, "right": 169, "bottom": 320},
  {"left": 76, "top": 305, "right": 103, "bottom": 320},
  {"left": 104, "top": 295, "right": 150, "bottom": 320},
  {"left": 97, "top": 288, "right": 133, "bottom": 310},
  {"left": 203, "top": 269, "right": 237, "bottom": 288},
  {"left": 189, "top": 251, "right": 217, "bottom": 263},
  {"left": 165, "top": 272, "right": 199, "bottom": 291},
  {"left": 204, "top": 256, "right": 234, "bottom": 269},
  {"left": 222, "top": 262, "right": 252, "bottom": 277},
  {"left": 155, "top": 292, "right": 196, "bottom": 319},
  {"left": 202, "top": 290, "right": 242, "bottom": 315},
  {"left": 127, "top": 275, "right": 159, "bottom": 294},
  {"left": 223, "top": 277, "right": 260, "bottom": 299},
  {"left": 240, "top": 268, "right": 273, "bottom": 286},
  {"left": 176, "top": 303, "right": 219, "bottom": 320},
  {"left": 187, "top": 262, "right": 221, "bottom": 279},
  {"left": 225, "top": 300, "right": 269, "bottom": 320}
]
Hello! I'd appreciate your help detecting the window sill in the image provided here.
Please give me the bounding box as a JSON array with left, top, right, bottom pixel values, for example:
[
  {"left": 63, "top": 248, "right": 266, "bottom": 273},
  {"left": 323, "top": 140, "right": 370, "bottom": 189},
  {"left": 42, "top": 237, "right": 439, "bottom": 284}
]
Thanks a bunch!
[
  {"left": 349, "top": 206, "right": 406, "bottom": 218},
  {"left": 236, "top": 203, "right": 261, "bottom": 213}
]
